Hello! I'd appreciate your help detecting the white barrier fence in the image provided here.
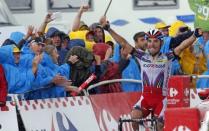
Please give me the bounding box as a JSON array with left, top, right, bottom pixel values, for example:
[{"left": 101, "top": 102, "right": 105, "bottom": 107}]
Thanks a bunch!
[
  {"left": 0, "top": 102, "right": 18, "bottom": 131},
  {"left": 18, "top": 96, "right": 100, "bottom": 131}
]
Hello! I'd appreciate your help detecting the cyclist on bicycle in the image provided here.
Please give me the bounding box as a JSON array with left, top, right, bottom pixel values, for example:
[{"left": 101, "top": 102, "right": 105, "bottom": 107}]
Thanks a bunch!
[{"left": 99, "top": 16, "right": 201, "bottom": 131}]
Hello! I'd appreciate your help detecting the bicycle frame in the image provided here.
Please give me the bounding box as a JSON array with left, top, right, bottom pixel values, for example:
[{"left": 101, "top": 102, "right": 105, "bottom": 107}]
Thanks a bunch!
[
  {"left": 118, "top": 109, "right": 158, "bottom": 131},
  {"left": 118, "top": 117, "right": 157, "bottom": 131}
]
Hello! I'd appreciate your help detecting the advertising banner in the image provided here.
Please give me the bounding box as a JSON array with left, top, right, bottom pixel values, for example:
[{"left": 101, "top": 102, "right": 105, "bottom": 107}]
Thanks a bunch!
[
  {"left": 18, "top": 96, "right": 100, "bottom": 131},
  {"left": 0, "top": 102, "right": 18, "bottom": 131},
  {"left": 188, "top": 0, "right": 209, "bottom": 31},
  {"left": 90, "top": 92, "right": 142, "bottom": 131}
]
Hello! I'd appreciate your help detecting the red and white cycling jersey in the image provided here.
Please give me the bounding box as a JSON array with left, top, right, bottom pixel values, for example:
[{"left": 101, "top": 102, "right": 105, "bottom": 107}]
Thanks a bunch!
[{"left": 134, "top": 49, "right": 175, "bottom": 96}]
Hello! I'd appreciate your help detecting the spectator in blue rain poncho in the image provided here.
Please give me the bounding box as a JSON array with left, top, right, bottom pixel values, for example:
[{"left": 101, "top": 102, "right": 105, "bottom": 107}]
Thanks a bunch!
[
  {"left": 196, "top": 31, "right": 209, "bottom": 89},
  {"left": 26, "top": 45, "right": 76, "bottom": 100},
  {"left": 0, "top": 44, "right": 37, "bottom": 94}
]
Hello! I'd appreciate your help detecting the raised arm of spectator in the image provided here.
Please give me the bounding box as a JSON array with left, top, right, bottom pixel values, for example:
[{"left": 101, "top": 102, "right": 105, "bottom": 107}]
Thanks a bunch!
[
  {"left": 17, "top": 25, "right": 34, "bottom": 49},
  {"left": 38, "top": 13, "right": 53, "bottom": 36},
  {"left": 71, "top": 5, "right": 89, "bottom": 32},
  {"left": 32, "top": 54, "right": 43, "bottom": 76},
  {"left": 104, "top": 47, "right": 113, "bottom": 60},
  {"left": 118, "top": 48, "right": 131, "bottom": 73},
  {"left": 94, "top": 54, "right": 102, "bottom": 80},
  {"left": 174, "top": 29, "right": 201, "bottom": 56},
  {"left": 100, "top": 16, "right": 133, "bottom": 54}
]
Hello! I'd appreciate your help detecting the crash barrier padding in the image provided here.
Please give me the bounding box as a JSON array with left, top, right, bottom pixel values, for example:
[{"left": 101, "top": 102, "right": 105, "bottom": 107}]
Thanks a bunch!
[
  {"left": 90, "top": 92, "right": 141, "bottom": 131},
  {"left": 164, "top": 108, "right": 200, "bottom": 131},
  {"left": 167, "top": 75, "right": 190, "bottom": 108},
  {"left": 197, "top": 99, "right": 209, "bottom": 122}
]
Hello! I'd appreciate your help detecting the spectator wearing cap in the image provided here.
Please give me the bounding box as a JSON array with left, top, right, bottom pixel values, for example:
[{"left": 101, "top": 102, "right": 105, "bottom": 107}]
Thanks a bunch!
[
  {"left": 20, "top": 37, "right": 45, "bottom": 69},
  {"left": 155, "top": 20, "right": 194, "bottom": 52},
  {"left": 30, "top": 38, "right": 45, "bottom": 55},
  {"left": 13, "top": 46, "right": 21, "bottom": 64},
  {"left": 0, "top": 45, "right": 38, "bottom": 95},
  {"left": 155, "top": 22, "right": 170, "bottom": 37},
  {"left": 166, "top": 21, "right": 204, "bottom": 76}
]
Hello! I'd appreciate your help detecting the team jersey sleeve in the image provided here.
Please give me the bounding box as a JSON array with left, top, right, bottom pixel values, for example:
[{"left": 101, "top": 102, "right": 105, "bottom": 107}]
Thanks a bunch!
[{"left": 132, "top": 48, "right": 145, "bottom": 61}]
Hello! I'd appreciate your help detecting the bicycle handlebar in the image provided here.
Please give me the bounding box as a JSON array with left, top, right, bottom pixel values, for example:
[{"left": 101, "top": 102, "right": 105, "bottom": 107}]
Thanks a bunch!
[{"left": 119, "top": 118, "right": 156, "bottom": 123}]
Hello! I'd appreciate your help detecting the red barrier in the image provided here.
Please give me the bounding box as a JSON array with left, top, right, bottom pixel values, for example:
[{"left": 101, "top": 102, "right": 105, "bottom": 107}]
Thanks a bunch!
[
  {"left": 167, "top": 76, "right": 190, "bottom": 108},
  {"left": 90, "top": 92, "right": 141, "bottom": 131},
  {"left": 164, "top": 108, "right": 200, "bottom": 131}
]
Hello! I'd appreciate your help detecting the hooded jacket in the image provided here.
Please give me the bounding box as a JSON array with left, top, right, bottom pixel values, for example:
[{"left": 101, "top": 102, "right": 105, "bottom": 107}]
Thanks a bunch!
[
  {"left": 25, "top": 53, "right": 70, "bottom": 100},
  {"left": 0, "top": 45, "right": 35, "bottom": 94}
]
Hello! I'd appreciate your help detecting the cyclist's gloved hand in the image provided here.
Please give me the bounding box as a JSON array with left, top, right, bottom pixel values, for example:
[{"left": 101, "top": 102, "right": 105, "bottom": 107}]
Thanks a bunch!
[{"left": 194, "top": 28, "right": 202, "bottom": 38}]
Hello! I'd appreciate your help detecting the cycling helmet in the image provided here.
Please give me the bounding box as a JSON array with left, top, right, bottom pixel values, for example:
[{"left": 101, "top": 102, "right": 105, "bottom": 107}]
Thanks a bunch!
[{"left": 145, "top": 29, "right": 164, "bottom": 40}]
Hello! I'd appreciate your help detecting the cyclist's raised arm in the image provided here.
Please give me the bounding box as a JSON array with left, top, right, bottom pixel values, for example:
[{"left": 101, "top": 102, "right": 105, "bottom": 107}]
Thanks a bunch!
[
  {"left": 99, "top": 16, "right": 134, "bottom": 54},
  {"left": 169, "top": 30, "right": 193, "bottom": 49},
  {"left": 174, "top": 28, "right": 201, "bottom": 56}
]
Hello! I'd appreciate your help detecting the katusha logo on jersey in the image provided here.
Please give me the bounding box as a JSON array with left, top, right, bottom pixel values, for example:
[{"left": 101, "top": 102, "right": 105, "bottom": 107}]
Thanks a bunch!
[
  {"left": 172, "top": 125, "right": 191, "bottom": 131},
  {"left": 169, "top": 88, "right": 178, "bottom": 97}
]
